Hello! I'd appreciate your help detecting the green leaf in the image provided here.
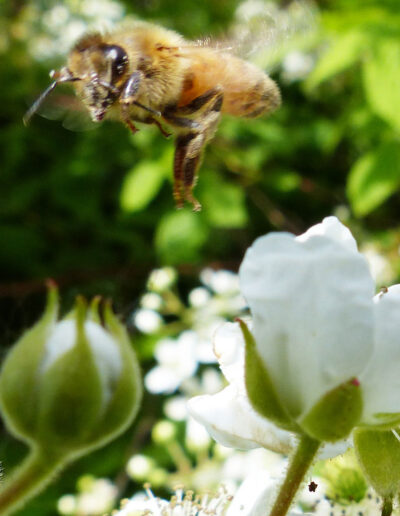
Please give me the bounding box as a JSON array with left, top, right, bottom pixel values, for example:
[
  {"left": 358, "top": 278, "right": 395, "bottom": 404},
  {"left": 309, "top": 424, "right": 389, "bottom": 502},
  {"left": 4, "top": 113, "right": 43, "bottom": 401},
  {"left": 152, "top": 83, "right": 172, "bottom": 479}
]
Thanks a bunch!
[
  {"left": 363, "top": 38, "right": 400, "bottom": 131},
  {"left": 306, "top": 30, "right": 367, "bottom": 89},
  {"left": 347, "top": 141, "right": 400, "bottom": 216},
  {"left": 155, "top": 210, "right": 209, "bottom": 264},
  {"left": 120, "top": 160, "right": 167, "bottom": 213},
  {"left": 201, "top": 172, "right": 248, "bottom": 228}
]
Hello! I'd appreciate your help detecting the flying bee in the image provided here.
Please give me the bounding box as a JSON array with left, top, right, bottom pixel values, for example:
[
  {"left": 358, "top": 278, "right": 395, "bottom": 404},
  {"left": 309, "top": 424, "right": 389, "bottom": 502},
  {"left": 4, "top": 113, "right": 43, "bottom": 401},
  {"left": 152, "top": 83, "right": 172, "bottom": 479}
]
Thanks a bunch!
[{"left": 24, "top": 21, "right": 281, "bottom": 211}]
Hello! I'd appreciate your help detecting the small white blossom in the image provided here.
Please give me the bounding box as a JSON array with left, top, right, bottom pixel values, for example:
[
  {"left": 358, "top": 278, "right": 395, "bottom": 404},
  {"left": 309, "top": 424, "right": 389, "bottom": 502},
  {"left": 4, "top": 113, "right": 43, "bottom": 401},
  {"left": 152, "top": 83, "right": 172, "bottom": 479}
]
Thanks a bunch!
[
  {"left": 58, "top": 477, "right": 117, "bottom": 515},
  {"left": 145, "top": 332, "right": 198, "bottom": 394},
  {"left": 133, "top": 309, "right": 163, "bottom": 334},
  {"left": 147, "top": 267, "right": 177, "bottom": 292}
]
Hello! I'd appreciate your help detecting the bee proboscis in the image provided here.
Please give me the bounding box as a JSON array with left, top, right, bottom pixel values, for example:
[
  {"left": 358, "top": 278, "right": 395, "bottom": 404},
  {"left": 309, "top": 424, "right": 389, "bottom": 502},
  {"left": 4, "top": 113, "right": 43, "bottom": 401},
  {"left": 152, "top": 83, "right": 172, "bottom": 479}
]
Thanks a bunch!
[{"left": 24, "top": 21, "right": 281, "bottom": 211}]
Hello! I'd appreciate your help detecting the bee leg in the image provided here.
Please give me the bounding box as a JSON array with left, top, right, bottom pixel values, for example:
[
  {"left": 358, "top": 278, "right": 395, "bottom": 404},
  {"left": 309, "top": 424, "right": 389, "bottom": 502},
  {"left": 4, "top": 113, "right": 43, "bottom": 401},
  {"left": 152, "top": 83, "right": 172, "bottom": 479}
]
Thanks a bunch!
[
  {"left": 143, "top": 117, "right": 172, "bottom": 138},
  {"left": 125, "top": 119, "right": 139, "bottom": 134},
  {"left": 167, "top": 88, "right": 224, "bottom": 211},
  {"left": 119, "top": 71, "right": 143, "bottom": 132},
  {"left": 174, "top": 132, "right": 205, "bottom": 211}
]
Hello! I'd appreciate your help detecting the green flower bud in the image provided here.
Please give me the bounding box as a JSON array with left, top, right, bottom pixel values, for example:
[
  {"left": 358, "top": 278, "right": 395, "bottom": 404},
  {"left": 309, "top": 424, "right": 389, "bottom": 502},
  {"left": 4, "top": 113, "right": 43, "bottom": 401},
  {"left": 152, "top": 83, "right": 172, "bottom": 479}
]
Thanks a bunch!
[
  {"left": 300, "top": 378, "right": 363, "bottom": 442},
  {"left": 354, "top": 427, "right": 400, "bottom": 503},
  {"left": 0, "top": 285, "right": 142, "bottom": 460}
]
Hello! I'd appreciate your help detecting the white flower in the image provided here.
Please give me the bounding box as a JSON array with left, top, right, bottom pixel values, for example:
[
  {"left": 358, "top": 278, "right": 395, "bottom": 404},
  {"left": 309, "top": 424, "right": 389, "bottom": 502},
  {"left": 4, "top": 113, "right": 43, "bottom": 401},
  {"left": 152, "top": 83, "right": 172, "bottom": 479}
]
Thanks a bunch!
[
  {"left": 133, "top": 309, "right": 163, "bottom": 334},
  {"left": 58, "top": 476, "right": 117, "bottom": 515},
  {"left": 112, "top": 479, "right": 312, "bottom": 516},
  {"left": 147, "top": 267, "right": 177, "bottom": 292},
  {"left": 200, "top": 268, "right": 240, "bottom": 295},
  {"left": 241, "top": 216, "right": 400, "bottom": 429},
  {"left": 188, "top": 323, "right": 294, "bottom": 454},
  {"left": 145, "top": 331, "right": 198, "bottom": 394},
  {"left": 189, "top": 217, "right": 400, "bottom": 451},
  {"left": 188, "top": 322, "right": 349, "bottom": 458},
  {"left": 225, "top": 473, "right": 312, "bottom": 516},
  {"left": 240, "top": 216, "right": 375, "bottom": 423}
]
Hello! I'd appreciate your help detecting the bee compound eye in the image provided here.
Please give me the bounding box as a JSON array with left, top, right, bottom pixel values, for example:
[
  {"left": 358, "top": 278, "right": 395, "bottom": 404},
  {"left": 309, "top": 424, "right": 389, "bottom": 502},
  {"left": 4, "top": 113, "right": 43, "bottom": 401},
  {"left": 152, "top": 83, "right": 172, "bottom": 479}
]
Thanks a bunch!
[{"left": 103, "top": 44, "right": 129, "bottom": 79}]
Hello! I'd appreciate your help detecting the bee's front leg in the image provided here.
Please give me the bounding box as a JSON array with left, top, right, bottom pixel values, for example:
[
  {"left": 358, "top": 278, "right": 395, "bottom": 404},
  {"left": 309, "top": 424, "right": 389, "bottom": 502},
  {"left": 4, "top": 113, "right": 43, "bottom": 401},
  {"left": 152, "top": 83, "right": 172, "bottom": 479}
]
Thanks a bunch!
[
  {"left": 119, "top": 71, "right": 144, "bottom": 133},
  {"left": 163, "top": 87, "right": 223, "bottom": 211}
]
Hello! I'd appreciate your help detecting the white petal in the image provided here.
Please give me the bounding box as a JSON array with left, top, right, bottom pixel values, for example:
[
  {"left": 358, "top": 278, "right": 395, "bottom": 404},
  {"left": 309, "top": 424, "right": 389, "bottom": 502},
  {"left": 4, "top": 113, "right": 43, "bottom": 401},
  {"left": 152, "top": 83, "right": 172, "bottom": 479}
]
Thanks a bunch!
[
  {"left": 318, "top": 438, "right": 352, "bottom": 460},
  {"left": 213, "top": 322, "right": 246, "bottom": 391},
  {"left": 296, "top": 216, "right": 358, "bottom": 253},
  {"left": 240, "top": 229, "right": 374, "bottom": 419},
  {"left": 226, "top": 474, "right": 313, "bottom": 516},
  {"left": 226, "top": 474, "right": 276, "bottom": 516},
  {"left": 187, "top": 386, "right": 294, "bottom": 454},
  {"left": 150, "top": 331, "right": 198, "bottom": 390},
  {"left": 360, "top": 285, "right": 400, "bottom": 424},
  {"left": 144, "top": 366, "right": 182, "bottom": 394}
]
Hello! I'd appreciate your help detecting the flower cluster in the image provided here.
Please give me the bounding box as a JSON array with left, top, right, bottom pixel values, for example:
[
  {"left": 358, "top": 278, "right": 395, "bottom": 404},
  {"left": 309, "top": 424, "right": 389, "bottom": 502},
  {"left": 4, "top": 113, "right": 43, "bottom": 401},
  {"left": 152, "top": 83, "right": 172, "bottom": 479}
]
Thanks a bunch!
[{"left": 133, "top": 266, "right": 245, "bottom": 396}]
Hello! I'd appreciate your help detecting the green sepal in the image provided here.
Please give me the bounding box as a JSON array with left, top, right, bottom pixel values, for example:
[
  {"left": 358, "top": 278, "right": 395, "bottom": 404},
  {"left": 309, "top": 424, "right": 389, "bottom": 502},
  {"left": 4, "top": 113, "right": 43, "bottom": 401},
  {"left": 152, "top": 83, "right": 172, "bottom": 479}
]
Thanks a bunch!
[
  {"left": 0, "top": 284, "right": 59, "bottom": 444},
  {"left": 36, "top": 297, "right": 103, "bottom": 454},
  {"left": 300, "top": 378, "right": 362, "bottom": 442},
  {"left": 91, "top": 302, "right": 142, "bottom": 445},
  {"left": 357, "top": 412, "right": 400, "bottom": 431},
  {"left": 354, "top": 427, "right": 400, "bottom": 499},
  {"left": 88, "top": 296, "right": 102, "bottom": 324},
  {"left": 239, "top": 319, "right": 299, "bottom": 433}
]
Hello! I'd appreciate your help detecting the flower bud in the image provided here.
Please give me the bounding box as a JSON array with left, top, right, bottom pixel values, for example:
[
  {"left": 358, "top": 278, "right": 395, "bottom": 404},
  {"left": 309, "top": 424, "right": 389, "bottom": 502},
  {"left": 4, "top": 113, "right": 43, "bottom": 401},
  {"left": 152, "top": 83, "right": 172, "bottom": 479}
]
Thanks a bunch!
[
  {"left": 354, "top": 427, "right": 400, "bottom": 501},
  {"left": 0, "top": 285, "right": 142, "bottom": 460}
]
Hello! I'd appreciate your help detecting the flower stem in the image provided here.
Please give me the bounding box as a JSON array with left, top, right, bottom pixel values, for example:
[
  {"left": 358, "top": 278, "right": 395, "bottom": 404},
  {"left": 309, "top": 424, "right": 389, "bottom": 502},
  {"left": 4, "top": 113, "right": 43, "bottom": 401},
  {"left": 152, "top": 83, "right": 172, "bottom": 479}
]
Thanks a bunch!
[
  {"left": 269, "top": 434, "right": 320, "bottom": 516},
  {"left": 0, "top": 447, "right": 64, "bottom": 516},
  {"left": 382, "top": 497, "right": 393, "bottom": 516}
]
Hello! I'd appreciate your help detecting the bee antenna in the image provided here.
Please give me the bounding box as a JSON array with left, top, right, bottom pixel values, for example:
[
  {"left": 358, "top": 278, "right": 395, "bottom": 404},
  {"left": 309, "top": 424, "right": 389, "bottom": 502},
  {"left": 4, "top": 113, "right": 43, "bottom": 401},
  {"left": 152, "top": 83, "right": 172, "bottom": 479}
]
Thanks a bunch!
[{"left": 23, "top": 68, "right": 81, "bottom": 126}]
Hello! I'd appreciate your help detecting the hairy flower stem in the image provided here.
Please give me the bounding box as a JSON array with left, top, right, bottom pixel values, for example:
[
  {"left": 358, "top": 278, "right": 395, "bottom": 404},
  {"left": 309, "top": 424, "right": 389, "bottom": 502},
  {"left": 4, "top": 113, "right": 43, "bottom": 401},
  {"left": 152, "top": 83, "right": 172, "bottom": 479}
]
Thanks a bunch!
[
  {"left": 269, "top": 434, "right": 320, "bottom": 516},
  {"left": 0, "top": 447, "right": 64, "bottom": 516},
  {"left": 382, "top": 497, "right": 393, "bottom": 516}
]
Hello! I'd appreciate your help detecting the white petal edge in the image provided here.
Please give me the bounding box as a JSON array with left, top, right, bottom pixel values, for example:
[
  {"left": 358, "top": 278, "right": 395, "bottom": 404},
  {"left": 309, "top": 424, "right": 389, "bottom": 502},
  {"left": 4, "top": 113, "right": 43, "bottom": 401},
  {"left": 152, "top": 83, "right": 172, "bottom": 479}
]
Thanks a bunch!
[
  {"left": 296, "top": 216, "right": 358, "bottom": 253},
  {"left": 360, "top": 285, "right": 400, "bottom": 424},
  {"left": 187, "top": 386, "right": 294, "bottom": 454}
]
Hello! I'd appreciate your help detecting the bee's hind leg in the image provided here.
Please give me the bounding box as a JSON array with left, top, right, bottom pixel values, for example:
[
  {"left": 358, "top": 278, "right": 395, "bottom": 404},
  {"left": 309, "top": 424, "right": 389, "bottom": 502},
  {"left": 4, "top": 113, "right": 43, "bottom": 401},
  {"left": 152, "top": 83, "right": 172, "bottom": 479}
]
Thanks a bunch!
[
  {"left": 173, "top": 132, "right": 205, "bottom": 211},
  {"left": 165, "top": 87, "right": 224, "bottom": 211}
]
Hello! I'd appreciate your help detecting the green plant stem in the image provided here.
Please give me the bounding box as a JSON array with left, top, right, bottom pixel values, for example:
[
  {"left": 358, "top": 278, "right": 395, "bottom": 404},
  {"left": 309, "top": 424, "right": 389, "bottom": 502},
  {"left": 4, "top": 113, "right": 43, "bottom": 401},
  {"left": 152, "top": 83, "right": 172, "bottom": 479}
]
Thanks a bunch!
[
  {"left": 269, "top": 434, "right": 320, "bottom": 516},
  {"left": 382, "top": 497, "right": 393, "bottom": 516},
  {"left": 166, "top": 441, "right": 192, "bottom": 475},
  {"left": 0, "top": 447, "right": 64, "bottom": 516}
]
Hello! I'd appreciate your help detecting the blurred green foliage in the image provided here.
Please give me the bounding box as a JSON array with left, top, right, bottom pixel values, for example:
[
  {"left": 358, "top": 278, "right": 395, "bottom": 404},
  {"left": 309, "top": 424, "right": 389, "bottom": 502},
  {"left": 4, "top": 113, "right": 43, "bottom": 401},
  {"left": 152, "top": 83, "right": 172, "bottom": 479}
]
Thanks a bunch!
[{"left": 1, "top": 0, "right": 400, "bottom": 514}]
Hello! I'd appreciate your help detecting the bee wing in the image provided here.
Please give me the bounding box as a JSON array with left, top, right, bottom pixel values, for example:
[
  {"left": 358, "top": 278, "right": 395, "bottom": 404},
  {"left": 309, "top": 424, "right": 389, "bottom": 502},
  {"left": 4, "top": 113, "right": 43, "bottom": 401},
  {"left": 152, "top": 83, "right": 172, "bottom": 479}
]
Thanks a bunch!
[
  {"left": 193, "top": 0, "right": 317, "bottom": 68},
  {"left": 31, "top": 91, "right": 97, "bottom": 132}
]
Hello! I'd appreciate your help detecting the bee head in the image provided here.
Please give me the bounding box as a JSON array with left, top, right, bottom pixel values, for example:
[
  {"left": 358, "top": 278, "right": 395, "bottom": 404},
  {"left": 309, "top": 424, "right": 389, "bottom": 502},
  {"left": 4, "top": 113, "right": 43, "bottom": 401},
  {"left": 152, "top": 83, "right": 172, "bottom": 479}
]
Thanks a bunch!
[
  {"left": 23, "top": 34, "right": 130, "bottom": 126},
  {"left": 67, "top": 34, "right": 129, "bottom": 122}
]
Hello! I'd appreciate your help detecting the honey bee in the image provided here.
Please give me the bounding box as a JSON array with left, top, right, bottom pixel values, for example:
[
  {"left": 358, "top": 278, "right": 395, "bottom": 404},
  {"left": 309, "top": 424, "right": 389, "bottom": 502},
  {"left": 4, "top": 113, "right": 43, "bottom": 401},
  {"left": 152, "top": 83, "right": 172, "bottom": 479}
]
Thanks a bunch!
[{"left": 24, "top": 21, "right": 281, "bottom": 211}]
